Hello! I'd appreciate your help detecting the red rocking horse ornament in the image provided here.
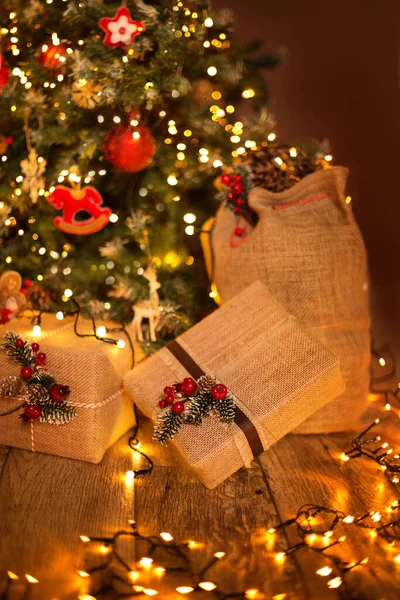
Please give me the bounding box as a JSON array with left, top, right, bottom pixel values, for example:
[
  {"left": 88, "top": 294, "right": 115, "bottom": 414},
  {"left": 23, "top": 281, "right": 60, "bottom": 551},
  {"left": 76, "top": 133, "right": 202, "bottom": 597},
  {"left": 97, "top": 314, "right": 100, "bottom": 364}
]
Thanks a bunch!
[{"left": 46, "top": 184, "right": 112, "bottom": 235}]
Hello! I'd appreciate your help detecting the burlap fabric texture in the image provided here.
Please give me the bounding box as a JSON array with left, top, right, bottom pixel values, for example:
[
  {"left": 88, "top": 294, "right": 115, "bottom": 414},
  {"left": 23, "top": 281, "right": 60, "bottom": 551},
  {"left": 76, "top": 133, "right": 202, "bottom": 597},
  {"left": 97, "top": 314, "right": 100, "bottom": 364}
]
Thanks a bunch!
[
  {"left": 201, "top": 167, "right": 371, "bottom": 434},
  {"left": 124, "top": 281, "right": 343, "bottom": 488},
  {"left": 0, "top": 313, "right": 136, "bottom": 462}
]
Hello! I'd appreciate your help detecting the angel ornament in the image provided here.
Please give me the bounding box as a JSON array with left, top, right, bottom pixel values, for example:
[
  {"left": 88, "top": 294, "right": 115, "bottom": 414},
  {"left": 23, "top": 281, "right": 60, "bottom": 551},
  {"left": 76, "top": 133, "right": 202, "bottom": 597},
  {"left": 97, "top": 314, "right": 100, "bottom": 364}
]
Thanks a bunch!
[
  {"left": 20, "top": 148, "right": 46, "bottom": 204},
  {"left": 132, "top": 266, "right": 161, "bottom": 342},
  {"left": 0, "top": 271, "right": 27, "bottom": 324}
]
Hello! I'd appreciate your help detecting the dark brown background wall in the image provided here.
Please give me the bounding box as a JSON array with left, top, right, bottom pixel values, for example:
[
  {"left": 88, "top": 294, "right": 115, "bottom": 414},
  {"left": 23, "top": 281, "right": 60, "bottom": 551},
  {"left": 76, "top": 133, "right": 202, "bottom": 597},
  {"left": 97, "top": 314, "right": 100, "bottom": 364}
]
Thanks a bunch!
[{"left": 215, "top": 0, "right": 400, "bottom": 349}]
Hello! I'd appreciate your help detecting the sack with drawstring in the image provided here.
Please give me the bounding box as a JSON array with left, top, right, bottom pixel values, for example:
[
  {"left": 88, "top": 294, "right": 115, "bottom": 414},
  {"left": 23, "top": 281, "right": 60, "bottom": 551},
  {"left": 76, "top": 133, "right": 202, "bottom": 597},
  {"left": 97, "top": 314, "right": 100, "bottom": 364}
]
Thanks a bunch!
[{"left": 201, "top": 167, "right": 371, "bottom": 433}]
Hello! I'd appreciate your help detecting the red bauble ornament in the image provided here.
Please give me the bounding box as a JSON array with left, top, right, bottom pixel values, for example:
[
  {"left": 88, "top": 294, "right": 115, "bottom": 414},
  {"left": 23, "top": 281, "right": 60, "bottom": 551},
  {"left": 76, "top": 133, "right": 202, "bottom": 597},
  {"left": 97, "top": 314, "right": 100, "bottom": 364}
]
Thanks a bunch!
[
  {"left": 15, "top": 338, "right": 24, "bottom": 348},
  {"left": 36, "top": 352, "right": 47, "bottom": 366},
  {"left": 47, "top": 185, "right": 112, "bottom": 235},
  {"left": 164, "top": 386, "right": 174, "bottom": 395},
  {"left": 211, "top": 383, "right": 228, "bottom": 401},
  {"left": 165, "top": 393, "right": 175, "bottom": 404},
  {"left": 36, "top": 41, "right": 68, "bottom": 71},
  {"left": 234, "top": 205, "right": 241, "bottom": 214},
  {"left": 181, "top": 377, "right": 197, "bottom": 396},
  {"left": 49, "top": 384, "right": 71, "bottom": 403},
  {"left": 236, "top": 198, "right": 244, "bottom": 206},
  {"left": 31, "top": 342, "right": 40, "bottom": 352},
  {"left": 104, "top": 124, "right": 156, "bottom": 173},
  {"left": 20, "top": 405, "right": 42, "bottom": 423},
  {"left": 221, "top": 173, "right": 232, "bottom": 186},
  {"left": 99, "top": 7, "right": 145, "bottom": 49},
  {"left": 172, "top": 401, "right": 185, "bottom": 414},
  {"left": 21, "top": 366, "right": 33, "bottom": 379},
  {"left": 234, "top": 175, "right": 243, "bottom": 182},
  {"left": 159, "top": 399, "right": 167, "bottom": 408}
]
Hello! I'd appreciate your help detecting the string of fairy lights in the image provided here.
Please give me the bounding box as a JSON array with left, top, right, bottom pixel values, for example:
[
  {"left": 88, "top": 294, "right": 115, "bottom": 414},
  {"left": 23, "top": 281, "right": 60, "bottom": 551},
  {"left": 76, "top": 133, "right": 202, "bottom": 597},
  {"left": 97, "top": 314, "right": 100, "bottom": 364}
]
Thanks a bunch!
[{"left": 2, "top": 348, "right": 398, "bottom": 599}]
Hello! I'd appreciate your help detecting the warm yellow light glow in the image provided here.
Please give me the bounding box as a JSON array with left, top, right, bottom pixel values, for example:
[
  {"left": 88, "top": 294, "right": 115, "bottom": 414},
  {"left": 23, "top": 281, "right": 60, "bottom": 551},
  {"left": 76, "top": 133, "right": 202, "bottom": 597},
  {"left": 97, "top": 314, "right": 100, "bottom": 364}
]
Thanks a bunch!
[
  {"left": 126, "top": 470, "right": 135, "bottom": 484},
  {"left": 214, "top": 551, "right": 225, "bottom": 559},
  {"left": 78, "top": 596, "right": 96, "bottom": 600},
  {"left": 187, "top": 540, "right": 197, "bottom": 549},
  {"left": 64, "top": 288, "right": 73, "bottom": 298},
  {"left": 140, "top": 557, "right": 153, "bottom": 568},
  {"left": 207, "top": 66, "right": 217, "bottom": 76},
  {"left": 167, "top": 175, "right": 178, "bottom": 186},
  {"left": 183, "top": 213, "right": 196, "bottom": 224},
  {"left": 78, "top": 570, "right": 90, "bottom": 578},
  {"left": 117, "top": 339, "right": 126, "bottom": 349},
  {"left": 160, "top": 532, "right": 174, "bottom": 542},
  {"left": 275, "top": 552, "right": 286, "bottom": 564},
  {"left": 340, "top": 453, "right": 350, "bottom": 462},
  {"left": 199, "top": 582, "right": 217, "bottom": 591},
  {"left": 32, "top": 325, "right": 42, "bottom": 336},
  {"left": 394, "top": 554, "right": 400, "bottom": 563},
  {"left": 379, "top": 357, "right": 386, "bottom": 366},
  {"left": 268, "top": 133, "right": 276, "bottom": 141},
  {"left": 56, "top": 311, "right": 64, "bottom": 321},
  {"left": 327, "top": 577, "right": 342, "bottom": 589},
  {"left": 109, "top": 214, "right": 119, "bottom": 223},
  {"left": 245, "top": 590, "right": 259, "bottom": 599},
  {"left": 7, "top": 572, "right": 19, "bottom": 580},
  {"left": 143, "top": 589, "right": 158, "bottom": 596},
  {"left": 343, "top": 515, "right": 354, "bottom": 523},
  {"left": 185, "top": 225, "right": 195, "bottom": 236},
  {"left": 325, "top": 154, "right": 333, "bottom": 162},
  {"left": 154, "top": 567, "right": 166, "bottom": 576},
  {"left": 176, "top": 587, "right": 194, "bottom": 594},
  {"left": 96, "top": 326, "right": 107, "bottom": 337},
  {"left": 25, "top": 575, "right": 39, "bottom": 584},
  {"left": 316, "top": 566, "right": 332, "bottom": 576},
  {"left": 80, "top": 535, "right": 90, "bottom": 542},
  {"left": 242, "top": 89, "right": 255, "bottom": 99}
]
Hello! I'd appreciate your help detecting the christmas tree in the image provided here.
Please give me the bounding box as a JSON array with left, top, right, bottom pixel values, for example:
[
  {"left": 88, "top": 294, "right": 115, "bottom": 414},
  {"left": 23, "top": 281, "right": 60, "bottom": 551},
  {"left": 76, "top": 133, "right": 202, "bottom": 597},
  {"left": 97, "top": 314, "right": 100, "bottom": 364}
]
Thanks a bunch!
[{"left": 0, "top": 0, "right": 282, "bottom": 351}]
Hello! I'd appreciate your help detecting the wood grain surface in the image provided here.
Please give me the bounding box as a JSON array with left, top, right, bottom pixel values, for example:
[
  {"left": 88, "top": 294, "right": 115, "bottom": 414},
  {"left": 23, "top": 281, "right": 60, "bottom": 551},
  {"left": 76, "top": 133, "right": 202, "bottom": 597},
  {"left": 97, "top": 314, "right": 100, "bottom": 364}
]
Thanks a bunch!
[{"left": 0, "top": 407, "right": 398, "bottom": 600}]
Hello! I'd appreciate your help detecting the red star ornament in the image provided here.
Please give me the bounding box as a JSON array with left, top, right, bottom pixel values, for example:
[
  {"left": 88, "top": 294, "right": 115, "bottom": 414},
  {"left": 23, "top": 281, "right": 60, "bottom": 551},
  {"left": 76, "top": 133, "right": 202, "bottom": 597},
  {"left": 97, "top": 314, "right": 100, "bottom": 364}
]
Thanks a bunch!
[{"left": 99, "top": 7, "right": 145, "bottom": 49}]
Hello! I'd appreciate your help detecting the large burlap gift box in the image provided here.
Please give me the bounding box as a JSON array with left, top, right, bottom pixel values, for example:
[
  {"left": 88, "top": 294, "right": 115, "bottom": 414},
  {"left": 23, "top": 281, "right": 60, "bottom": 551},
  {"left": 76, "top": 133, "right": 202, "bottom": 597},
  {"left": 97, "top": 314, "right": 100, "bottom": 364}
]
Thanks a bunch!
[
  {"left": 0, "top": 313, "right": 135, "bottom": 462},
  {"left": 202, "top": 167, "right": 371, "bottom": 434},
  {"left": 124, "top": 281, "right": 344, "bottom": 488}
]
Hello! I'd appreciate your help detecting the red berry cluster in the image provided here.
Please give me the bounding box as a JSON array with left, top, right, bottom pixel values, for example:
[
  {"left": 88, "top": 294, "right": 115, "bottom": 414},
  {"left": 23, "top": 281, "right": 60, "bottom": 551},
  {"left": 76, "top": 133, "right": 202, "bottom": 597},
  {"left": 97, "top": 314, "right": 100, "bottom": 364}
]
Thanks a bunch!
[
  {"left": 221, "top": 172, "right": 245, "bottom": 221},
  {"left": 159, "top": 377, "right": 197, "bottom": 414},
  {"left": 16, "top": 338, "right": 48, "bottom": 380}
]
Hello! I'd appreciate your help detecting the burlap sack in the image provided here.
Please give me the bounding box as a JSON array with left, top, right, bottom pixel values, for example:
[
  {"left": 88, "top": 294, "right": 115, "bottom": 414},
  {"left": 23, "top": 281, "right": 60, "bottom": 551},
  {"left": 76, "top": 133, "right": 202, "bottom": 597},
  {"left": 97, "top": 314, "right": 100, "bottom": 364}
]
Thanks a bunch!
[
  {"left": 201, "top": 167, "right": 371, "bottom": 433},
  {"left": 124, "top": 282, "right": 344, "bottom": 488},
  {"left": 0, "top": 313, "right": 136, "bottom": 462}
]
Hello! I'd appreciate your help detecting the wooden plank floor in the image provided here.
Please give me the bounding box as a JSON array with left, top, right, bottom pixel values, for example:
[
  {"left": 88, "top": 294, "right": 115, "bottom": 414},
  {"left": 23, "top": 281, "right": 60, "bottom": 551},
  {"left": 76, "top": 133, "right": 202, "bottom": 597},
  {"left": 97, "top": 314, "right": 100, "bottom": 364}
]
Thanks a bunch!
[{"left": 0, "top": 407, "right": 399, "bottom": 600}]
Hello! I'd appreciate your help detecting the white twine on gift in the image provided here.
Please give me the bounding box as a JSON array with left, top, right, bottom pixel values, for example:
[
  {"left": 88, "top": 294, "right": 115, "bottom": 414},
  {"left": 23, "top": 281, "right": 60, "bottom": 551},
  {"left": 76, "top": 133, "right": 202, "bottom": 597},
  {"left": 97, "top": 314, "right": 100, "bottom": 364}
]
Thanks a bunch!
[
  {"left": 30, "top": 321, "right": 75, "bottom": 341},
  {"left": 29, "top": 388, "right": 124, "bottom": 452}
]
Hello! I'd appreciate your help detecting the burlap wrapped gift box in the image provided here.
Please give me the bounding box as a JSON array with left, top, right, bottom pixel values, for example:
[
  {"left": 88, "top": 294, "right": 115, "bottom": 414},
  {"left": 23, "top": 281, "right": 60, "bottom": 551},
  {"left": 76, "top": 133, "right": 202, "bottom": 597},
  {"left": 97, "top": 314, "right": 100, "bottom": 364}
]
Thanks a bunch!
[
  {"left": 124, "top": 281, "right": 344, "bottom": 488},
  {"left": 0, "top": 313, "right": 135, "bottom": 462},
  {"left": 201, "top": 167, "right": 371, "bottom": 434}
]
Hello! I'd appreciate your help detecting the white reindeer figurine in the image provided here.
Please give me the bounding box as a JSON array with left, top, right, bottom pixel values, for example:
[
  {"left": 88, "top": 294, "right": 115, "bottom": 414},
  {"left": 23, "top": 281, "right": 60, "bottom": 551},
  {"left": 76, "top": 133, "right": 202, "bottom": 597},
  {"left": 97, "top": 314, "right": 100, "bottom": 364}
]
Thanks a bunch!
[{"left": 132, "top": 266, "right": 161, "bottom": 342}]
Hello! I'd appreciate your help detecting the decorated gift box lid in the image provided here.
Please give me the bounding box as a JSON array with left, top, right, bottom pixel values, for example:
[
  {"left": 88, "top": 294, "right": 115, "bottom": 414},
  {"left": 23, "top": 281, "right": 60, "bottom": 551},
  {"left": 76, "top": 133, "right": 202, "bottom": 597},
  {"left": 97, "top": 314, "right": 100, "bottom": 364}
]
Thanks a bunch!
[
  {"left": 125, "top": 281, "right": 344, "bottom": 488},
  {"left": 0, "top": 311, "right": 134, "bottom": 405}
]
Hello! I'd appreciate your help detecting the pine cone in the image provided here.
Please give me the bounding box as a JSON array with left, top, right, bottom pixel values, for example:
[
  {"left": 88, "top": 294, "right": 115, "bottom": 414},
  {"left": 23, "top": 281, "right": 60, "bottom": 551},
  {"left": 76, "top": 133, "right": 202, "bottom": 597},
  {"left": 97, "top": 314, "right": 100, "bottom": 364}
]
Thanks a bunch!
[
  {"left": 27, "top": 384, "right": 49, "bottom": 405},
  {"left": 0, "top": 375, "right": 23, "bottom": 397},
  {"left": 246, "top": 143, "right": 323, "bottom": 193},
  {"left": 196, "top": 375, "right": 216, "bottom": 395}
]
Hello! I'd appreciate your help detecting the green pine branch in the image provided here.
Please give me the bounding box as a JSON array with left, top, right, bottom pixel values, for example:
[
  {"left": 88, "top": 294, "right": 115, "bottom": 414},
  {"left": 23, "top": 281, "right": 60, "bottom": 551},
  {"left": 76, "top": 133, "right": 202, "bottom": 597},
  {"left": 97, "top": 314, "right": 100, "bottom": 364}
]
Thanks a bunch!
[
  {"left": 0, "top": 333, "right": 34, "bottom": 368},
  {"left": 40, "top": 402, "right": 77, "bottom": 425},
  {"left": 153, "top": 409, "right": 184, "bottom": 445},
  {"left": 28, "top": 371, "right": 56, "bottom": 389},
  {"left": 183, "top": 394, "right": 213, "bottom": 425}
]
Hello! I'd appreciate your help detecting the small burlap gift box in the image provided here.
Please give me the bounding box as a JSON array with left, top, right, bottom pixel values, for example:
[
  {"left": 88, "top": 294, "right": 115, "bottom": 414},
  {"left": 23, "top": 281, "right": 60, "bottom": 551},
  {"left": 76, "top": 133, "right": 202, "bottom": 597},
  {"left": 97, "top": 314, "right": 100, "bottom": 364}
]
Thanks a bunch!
[
  {"left": 0, "top": 313, "right": 135, "bottom": 462},
  {"left": 124, "top": 281, "right": 344, "bottom": 488},
  {"left": 201, "top": 167, "right": 371, "bottom": 434}
]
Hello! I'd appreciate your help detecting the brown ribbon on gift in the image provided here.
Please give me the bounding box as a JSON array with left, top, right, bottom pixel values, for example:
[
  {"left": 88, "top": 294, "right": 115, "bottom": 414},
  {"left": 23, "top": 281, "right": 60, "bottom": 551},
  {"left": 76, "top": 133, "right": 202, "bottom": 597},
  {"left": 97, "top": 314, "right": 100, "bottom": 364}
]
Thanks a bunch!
[{"left": 167, "top": 340, "right": 264, "bottom": 458}]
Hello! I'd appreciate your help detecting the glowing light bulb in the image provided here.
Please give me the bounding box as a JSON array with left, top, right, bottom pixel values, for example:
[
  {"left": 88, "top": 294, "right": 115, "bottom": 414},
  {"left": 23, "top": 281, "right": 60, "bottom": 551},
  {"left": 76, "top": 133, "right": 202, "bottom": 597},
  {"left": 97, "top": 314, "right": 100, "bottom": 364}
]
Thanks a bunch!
[
  {"left": 183, "top": 213, "right": 196, "bottom": 224},
  {"left": 80, "top": 535, "right": 90, "bottom": 542},
  {"left": 77, "top": 571, "right": 90, "bottom": 578},
  {"left": 204, "top": 17, "right": 213, "bottom": 27},
  {"left": 327, "top": 577, "right": 342, "bottom": 589},
  {"left": 340, "top": 453, "right": 350, "bottom": 462},
  {"left": 109, "top": 213, "right": 118, "bottom": 223},
  {"left": 343, "top": 515, "right": 354, "bottom": 523},
  {"left": 160, "top": 532, "right": 173, "bottom": 542},
  {"left": 167, "top": 175, "right": 178, "bottom": 186},
  {"left": 64, "top": 288, "right": 73, "bottom": 298},
  {"left": 117, "top": 339, "right": 126, "bottom": 349},
  {"left": 143, "top": 591, "right": 158, "bottom": 596},
  {"left": 207, "top": 66, "right": 217, "bottom": 76},
  {"left": 7, "top": 572, "right": 18, "bottom": 580},
  {"left": 25, "top": 575, "right": 39, "bottom": 584},
  {"left": 32, "top": 325, "right": 41, "bottom": 336},
  {"left": 379, "top": 357, "right": 386, "bottom": 366},
  {"left": 214, "top": 551, "right": 225, "bottom": 559},
  {"left": 96, "top": 326, "right": 106, "bottom": 337},
  {"left": 316, "top": 566, "right": 332, "bottom": 576},
  {"left": 126, "top": 470, "right": 135, "bottom": 484},
  {"left": 140, "top": 557, "right": 153, "bottom": 568},
  {"left": 199, "top": 582, "right": 217, "bottom": 591},
  {"left": 176, "top": 587, "right": 194, "bottom": 594}
]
